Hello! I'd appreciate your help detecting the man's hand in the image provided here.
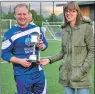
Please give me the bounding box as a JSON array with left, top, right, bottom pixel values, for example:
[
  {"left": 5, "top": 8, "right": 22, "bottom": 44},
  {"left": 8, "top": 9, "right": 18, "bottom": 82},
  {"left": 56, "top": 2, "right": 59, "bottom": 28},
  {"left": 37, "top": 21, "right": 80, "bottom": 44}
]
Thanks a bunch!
[
  {"left": 19, "top": 58, "right": 32, "bottom": 68},
  {"left": 36, "top": 40, "right": 46, "bottom": 50},
  {"left": 10, "top": 57, "right": 32, "bottom": 68},
  {"left": 39, "top": 59, "right": 50, "bottom": 66}
]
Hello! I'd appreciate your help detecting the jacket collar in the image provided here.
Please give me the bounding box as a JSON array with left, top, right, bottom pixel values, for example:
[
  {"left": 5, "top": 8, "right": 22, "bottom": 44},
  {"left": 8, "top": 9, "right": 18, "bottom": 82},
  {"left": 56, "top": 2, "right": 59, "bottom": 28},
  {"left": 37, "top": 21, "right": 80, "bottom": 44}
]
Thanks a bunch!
[{"left": 64, "top": 24, "right": 80, "bottom": 33}]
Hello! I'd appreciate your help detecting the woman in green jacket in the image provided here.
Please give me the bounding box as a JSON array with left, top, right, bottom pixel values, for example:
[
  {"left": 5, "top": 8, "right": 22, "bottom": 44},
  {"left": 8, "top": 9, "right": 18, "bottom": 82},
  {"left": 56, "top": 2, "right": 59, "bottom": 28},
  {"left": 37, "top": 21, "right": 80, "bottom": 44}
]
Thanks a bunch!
[{"left": 39, "top": 1, "right": 94, "bottom": 94}]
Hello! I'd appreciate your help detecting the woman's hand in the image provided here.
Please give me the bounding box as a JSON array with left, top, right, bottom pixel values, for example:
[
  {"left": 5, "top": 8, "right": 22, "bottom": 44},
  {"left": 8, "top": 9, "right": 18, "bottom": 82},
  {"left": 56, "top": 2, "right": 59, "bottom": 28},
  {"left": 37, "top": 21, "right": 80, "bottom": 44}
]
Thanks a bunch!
[{"left": 39, "top": 59, "right": 50, "bottom": 66}]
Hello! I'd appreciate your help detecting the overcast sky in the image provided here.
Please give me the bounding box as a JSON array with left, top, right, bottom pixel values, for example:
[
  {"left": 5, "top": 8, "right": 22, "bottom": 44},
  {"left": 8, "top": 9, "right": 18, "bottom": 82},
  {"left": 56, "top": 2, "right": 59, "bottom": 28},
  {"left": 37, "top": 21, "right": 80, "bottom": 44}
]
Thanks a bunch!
[
  {"left": 1, "top": 1, "right": 67, "bottom": 17},
  {"left": 1, "top": 0, "right": 94, "bottom": 17}
]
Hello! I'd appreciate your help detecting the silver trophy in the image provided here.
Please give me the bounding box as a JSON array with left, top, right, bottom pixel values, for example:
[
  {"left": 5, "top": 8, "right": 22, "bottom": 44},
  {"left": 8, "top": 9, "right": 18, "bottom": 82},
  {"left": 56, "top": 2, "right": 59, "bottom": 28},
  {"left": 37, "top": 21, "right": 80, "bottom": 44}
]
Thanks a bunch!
[{"left": 28, "top": 32, "right": 40, "bottom": 63}]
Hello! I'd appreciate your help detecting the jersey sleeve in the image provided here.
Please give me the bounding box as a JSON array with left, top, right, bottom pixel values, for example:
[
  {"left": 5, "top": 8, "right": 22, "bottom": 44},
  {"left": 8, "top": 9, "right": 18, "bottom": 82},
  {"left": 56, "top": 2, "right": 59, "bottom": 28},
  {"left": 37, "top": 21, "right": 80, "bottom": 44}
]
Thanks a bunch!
[{"left": 1, "top": 32, "right": 14, "bottom": 62}]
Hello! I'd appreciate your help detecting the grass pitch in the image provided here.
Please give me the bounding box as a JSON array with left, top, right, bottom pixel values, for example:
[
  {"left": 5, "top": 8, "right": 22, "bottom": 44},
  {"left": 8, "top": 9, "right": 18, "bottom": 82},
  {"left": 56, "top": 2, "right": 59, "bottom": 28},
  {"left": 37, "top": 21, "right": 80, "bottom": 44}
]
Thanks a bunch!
[{"left": 1, "top": 40, "right": 94, "bottom": 94}]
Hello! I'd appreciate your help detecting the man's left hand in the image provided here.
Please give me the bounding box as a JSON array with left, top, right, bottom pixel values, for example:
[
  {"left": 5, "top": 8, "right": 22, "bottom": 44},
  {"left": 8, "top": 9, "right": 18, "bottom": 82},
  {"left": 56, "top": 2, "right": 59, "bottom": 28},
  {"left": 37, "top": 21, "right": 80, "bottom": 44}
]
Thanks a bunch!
[{"left": 36, "top": 40, "right": 46, "bottom": 50}]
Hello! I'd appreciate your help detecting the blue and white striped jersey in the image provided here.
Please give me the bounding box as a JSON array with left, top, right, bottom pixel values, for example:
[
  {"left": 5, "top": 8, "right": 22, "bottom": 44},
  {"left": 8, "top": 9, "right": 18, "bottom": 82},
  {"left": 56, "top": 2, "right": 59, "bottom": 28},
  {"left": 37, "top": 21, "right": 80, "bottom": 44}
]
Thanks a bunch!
[{"left": 1, "top": 24, "right": 48, "bottom": 75}]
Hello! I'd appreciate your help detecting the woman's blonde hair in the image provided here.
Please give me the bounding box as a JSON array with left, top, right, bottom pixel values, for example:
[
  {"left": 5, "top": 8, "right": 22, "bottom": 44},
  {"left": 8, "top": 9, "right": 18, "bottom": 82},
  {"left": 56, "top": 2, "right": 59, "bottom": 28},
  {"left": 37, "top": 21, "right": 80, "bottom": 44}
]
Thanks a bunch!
[{"left": 63, "top": 1, "right": 83, "bottom": 27}]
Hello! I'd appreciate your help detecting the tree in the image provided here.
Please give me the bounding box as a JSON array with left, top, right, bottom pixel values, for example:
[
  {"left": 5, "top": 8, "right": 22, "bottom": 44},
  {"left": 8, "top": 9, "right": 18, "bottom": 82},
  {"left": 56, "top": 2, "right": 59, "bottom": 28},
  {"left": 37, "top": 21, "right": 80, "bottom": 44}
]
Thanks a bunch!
[
  {"left": 2, "top": 12, "right": 15, "bottom": 19},
  {"left": 30, "top": 10, "right": 45, "bottom": 27},
  {"left": 47, "top": 13, "right": 62, "bottom": 22}
]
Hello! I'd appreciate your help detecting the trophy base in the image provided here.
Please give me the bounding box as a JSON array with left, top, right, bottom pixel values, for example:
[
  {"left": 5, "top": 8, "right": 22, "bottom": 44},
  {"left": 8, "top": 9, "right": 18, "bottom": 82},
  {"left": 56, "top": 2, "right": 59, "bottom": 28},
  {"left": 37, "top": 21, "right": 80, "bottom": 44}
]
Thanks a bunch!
[
  {"left": 27, "top": 60, "right": 38, "bottom": 63},
  {"left": 28, "top": 54, "right": 39, "bottom": 63}
]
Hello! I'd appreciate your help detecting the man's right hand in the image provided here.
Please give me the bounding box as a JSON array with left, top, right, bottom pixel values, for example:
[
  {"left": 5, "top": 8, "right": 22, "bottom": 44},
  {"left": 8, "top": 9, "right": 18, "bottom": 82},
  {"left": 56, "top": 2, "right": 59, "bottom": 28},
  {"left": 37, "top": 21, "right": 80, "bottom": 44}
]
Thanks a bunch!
[
  {"left": 10, "top": 57, "right": 32, "bottom": 68},
  {"left": 19, "top": 58, "right": 32, "bottom": 68}
]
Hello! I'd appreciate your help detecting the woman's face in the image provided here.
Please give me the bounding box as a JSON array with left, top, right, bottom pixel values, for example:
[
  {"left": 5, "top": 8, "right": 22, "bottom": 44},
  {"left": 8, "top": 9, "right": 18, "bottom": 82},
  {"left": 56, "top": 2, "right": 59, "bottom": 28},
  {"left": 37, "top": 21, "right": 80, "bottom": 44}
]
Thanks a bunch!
[{"left": 65, "top": 9, "right": 78, "bottom": 23}]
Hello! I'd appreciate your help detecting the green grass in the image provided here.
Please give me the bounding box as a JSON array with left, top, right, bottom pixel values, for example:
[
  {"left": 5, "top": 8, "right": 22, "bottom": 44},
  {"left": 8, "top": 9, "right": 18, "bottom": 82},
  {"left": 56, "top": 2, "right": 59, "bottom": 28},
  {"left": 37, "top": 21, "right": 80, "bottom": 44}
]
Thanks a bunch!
[
  {"left": 43, "top": 62, "right": 63, "bottom": 94},
  {"left": 41, "top": 40, "right": 61, "bottom": 57},
  {"left": 1, "top": 63, "right": 16, "bottom": 94},
  {"left": 1, "top": 40, "right": 94, "bottom": 94}
]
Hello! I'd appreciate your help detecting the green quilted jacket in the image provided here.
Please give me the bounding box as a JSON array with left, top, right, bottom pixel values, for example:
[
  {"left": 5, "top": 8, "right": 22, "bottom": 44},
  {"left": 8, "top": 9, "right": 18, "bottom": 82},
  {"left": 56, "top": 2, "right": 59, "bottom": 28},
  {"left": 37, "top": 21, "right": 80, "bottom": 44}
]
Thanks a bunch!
[{"left": 49, "top": 19, "right": 94, "bottom": 88}]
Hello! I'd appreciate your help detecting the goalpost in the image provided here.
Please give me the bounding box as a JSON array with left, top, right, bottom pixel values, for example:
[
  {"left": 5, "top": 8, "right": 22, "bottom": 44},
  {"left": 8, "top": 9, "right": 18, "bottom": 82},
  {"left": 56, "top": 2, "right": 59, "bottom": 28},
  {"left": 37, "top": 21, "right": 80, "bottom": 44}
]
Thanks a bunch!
[
  {"left": 1, "top": 19, "right": 17, "bottom": 33},
  {"left": 42, "top": 21, "right": 63, "bottom": 41}
]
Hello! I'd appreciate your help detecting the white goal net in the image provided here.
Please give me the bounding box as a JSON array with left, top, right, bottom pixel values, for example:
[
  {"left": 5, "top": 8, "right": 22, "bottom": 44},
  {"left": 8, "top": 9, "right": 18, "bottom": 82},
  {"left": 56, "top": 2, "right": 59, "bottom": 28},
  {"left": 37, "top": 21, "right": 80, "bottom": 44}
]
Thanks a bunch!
[{"left": 42, "top": 21, "right": 63, "bottom": 41}]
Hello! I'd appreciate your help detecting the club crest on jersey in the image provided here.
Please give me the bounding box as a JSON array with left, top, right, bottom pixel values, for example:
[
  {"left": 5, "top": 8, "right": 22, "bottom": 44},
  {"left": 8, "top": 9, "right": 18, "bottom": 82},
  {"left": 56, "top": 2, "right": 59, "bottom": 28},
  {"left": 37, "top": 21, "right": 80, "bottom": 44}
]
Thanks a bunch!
[{"left": 25, "top": 37, "right": 32, "bottom": 46}]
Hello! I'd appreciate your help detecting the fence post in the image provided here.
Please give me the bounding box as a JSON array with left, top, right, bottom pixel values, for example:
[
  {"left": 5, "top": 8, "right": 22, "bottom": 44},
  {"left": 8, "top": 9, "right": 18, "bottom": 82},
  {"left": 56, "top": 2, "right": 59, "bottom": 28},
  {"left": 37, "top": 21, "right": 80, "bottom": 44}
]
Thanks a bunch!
[{"left": 10, "top": 19, "right": 12, "bottom": 29}]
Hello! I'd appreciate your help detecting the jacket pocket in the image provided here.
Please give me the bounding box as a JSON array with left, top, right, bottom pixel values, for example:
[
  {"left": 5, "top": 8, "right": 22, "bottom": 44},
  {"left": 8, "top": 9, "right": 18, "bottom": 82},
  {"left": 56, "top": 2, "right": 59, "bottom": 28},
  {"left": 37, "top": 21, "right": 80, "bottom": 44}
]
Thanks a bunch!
[
  {"left": 74, "top": 46, "right": 81, "bottom": 54},
  {"left": 59, "top": 64, "right": 63, "bottom": 71},
  {"left": 82, "top": 62, "right": 90, "bottom": 73},
  {"left": 59, "top": 64, "right": 68, "bottom": 81},
  {"left": 74, "top": 44, "right": 86, "bottom": 55},
  {"left": 70, "top": 65, "right": 87, "bottom": 82}
]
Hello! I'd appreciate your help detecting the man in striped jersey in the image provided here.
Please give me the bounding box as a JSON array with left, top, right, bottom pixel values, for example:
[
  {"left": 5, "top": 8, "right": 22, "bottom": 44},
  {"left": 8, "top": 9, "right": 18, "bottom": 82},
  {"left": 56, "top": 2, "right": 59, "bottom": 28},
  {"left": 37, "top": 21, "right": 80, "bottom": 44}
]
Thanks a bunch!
[{"left": 1, "top": 3, "right": 48, "bottom": 94}]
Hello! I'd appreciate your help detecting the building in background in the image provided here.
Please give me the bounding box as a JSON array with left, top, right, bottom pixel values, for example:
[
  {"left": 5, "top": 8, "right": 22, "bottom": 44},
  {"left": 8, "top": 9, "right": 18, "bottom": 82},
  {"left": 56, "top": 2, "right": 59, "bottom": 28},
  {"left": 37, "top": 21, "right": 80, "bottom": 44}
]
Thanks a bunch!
[{"left": 78, "top": 1, "right": 95, "bottom": 21}]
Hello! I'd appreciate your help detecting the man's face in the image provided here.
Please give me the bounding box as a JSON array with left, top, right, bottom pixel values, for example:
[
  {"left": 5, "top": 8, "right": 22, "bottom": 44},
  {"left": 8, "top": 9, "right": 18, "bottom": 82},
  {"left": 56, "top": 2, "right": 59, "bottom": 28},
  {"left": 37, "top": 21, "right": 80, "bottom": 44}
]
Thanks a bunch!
[{"left": 14, "top": 6, "right": 29, "bottom": 27}]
